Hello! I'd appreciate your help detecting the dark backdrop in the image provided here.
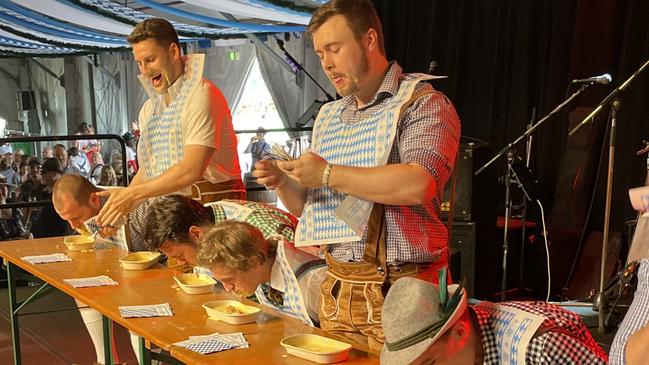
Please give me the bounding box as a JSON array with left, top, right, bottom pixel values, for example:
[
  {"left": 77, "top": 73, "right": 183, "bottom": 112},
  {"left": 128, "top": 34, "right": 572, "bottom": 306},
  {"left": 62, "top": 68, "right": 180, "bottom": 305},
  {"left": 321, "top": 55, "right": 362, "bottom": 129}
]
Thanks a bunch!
[{"left": 373, "top": 0, "right": 649, "bottom": 298}]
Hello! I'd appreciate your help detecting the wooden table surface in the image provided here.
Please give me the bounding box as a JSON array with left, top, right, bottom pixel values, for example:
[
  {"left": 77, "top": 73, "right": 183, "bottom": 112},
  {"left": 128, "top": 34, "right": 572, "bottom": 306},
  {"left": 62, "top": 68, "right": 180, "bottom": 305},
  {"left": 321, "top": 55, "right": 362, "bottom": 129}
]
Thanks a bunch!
[{"left": 0, "top": 237, "right": 379, "bottom": 364}]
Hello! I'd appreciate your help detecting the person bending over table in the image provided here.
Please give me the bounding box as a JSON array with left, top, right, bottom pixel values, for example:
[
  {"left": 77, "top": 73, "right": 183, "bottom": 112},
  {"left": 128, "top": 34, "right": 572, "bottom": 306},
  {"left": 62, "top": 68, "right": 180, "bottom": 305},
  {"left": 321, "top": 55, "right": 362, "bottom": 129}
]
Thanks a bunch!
[
  {"left": 197, "top": 221, "right": 326, "bottom": 326},
  {"left": 142, "top": 195, "right": 299, "bottom": 267},
  {"left": 52, "top": 174, "right": 150, "bottom": 364},
  {"left": 380, "top": 276, "right": 608, "bottom": 365},
  {"left": 96, "top": 17, "right": 244, "bottom": 229}
]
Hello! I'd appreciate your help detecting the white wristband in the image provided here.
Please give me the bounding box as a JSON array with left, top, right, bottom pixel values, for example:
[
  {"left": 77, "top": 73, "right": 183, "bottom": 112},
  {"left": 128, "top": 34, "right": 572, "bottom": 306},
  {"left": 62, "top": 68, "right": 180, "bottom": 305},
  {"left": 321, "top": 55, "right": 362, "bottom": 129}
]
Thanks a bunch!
[{"left": 322, "top": 163, "right": 333, "bottom": 187}]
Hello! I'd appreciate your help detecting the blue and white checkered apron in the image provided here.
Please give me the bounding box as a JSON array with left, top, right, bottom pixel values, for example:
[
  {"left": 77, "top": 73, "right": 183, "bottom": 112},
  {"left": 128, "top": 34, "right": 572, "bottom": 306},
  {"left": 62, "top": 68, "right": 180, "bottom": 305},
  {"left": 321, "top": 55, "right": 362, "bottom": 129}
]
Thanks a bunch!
[
  {"left": 254, "top": 241, "right": 317, "bottom": 326},
  {"left": 295, "top": 74, "right": 433, "bottom": 246},
  {"left": 138, "top": 54, "right": 205, "bottom": 181}
]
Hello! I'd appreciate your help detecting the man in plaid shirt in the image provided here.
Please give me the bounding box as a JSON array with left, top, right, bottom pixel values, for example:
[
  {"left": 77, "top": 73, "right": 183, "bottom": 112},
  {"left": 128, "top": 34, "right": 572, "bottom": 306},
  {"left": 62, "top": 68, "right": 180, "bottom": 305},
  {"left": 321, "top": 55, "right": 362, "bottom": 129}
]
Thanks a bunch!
[
  {"left": 143, "top": 194, "right": 299, "bottom": 265},
  {"left": 381, "top": 277, "right": 608, "bottom": 365},
  {"left": 253, "top": 0, "right": 460, "bottom": 352}
]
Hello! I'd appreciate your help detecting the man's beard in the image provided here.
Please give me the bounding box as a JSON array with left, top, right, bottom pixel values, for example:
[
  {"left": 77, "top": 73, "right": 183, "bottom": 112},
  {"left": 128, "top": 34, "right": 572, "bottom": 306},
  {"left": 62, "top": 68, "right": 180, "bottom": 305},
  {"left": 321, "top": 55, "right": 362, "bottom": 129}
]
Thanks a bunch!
[{"left": 332, "top": 50, "right": 369, "bottom": 97}]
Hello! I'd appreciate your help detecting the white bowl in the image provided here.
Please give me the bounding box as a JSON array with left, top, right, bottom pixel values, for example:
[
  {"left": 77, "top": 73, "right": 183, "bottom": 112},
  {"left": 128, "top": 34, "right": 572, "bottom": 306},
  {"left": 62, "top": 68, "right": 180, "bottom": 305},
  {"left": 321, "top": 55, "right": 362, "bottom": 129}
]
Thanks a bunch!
[
  {"left": 64, "top": 235, "right": 95, "bottom": 251},
  {"left": 202, "top": 300, "right": 260, "bottom": 325},
  {"left": 281, "top": 334, "right": 352, "bottom": 364},
  {"left": 119, "top": 251, "right": 161, "bottom": 271},
  {"left": 174, "top": 273, "right": 216, "bottom": 295}
]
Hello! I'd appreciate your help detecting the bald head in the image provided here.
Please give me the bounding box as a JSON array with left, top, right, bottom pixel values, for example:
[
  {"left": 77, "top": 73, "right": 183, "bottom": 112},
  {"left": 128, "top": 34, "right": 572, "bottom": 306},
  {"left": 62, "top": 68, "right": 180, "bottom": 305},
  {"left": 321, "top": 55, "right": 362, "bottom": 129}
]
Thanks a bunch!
[{"left": 53, "top": 175, "right": 102, "bottom": 229}]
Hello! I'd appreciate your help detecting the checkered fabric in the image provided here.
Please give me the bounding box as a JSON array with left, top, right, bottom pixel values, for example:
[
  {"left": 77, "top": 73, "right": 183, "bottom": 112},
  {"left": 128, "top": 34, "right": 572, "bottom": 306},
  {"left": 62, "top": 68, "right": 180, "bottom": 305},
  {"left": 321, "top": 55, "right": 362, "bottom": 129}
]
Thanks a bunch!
[
  {"left": 118, "top": 303, "right": 173, "bottom": 318},
  {"left": 297, "top": 69, "right": 432, "bottom": 247},
  {"left": 303, "top": 62, "right": 460, "bottom": 265},
  {"left": 473, "top": 301, "right": 608, "bottom": 365},
  {"left": 610, "top": 258, "right": 649, "bottom": 365},
  {"left": 21, "top": 253, "right": 71, "bottom": 265},
  {"left": 185, "top": 339, "right": 236, "bottom": 354},
  {"left": 97, "top": 195, "right": 149, "bottom": 252},
  {"left": 208, "top": 199, "right": 297, "bottom": 241},
  {"left": 138, "top": 54, "right": 204, "bottom": 181}
]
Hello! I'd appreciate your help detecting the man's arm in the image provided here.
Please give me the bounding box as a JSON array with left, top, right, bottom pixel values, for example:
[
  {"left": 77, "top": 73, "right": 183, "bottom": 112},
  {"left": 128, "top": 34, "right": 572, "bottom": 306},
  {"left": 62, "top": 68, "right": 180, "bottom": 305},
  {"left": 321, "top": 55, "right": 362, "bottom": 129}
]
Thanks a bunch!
[
  {"left": 96, "top": 144, "right": 212, "bottom": 226},
  {"left": 277, "top": 89, "right": 460, "bottom": 206}
]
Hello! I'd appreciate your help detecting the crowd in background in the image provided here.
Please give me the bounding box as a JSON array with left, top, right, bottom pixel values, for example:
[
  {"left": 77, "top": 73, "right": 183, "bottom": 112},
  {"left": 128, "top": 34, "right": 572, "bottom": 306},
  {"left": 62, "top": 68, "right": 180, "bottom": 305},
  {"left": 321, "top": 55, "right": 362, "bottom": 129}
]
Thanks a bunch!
[{"left": 0, "top": 121, "right": 140, "bottom": 241}]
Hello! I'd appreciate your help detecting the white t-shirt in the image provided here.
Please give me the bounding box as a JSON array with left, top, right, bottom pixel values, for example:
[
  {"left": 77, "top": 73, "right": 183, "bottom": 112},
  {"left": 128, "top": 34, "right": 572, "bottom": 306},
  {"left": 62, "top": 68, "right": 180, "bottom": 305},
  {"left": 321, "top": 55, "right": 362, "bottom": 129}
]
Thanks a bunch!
[{"left": 138, "top": 73, "right": 241, "bottom": 184}]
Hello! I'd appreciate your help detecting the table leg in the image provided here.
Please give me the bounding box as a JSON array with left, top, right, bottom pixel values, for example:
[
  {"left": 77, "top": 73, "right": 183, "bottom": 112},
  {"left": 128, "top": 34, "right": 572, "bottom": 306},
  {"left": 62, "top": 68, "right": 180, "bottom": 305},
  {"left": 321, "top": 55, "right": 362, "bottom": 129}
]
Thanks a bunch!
[
  {"left": 102, "top": 315, "right": 114, "bottom": 365},
  {"left": 138, "top": 336, "right": 152, "bottom": 365},
  {"left": 6, "top": 262, "right": 21, "bottom": 365}
]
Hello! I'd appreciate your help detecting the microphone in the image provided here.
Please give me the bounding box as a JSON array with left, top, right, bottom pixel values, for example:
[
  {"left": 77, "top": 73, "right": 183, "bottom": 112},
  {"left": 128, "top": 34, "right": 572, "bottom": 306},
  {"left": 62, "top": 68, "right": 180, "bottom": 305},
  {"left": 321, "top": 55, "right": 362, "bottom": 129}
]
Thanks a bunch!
[
  {"left": 427, "top": 60, "right": 437, "bottom": 74},
  {"left": 571, "top": 73, "right": 612, "bottom": 85},
  {"left": 276, "top": 39, "right": 285, "bottom": 51}
]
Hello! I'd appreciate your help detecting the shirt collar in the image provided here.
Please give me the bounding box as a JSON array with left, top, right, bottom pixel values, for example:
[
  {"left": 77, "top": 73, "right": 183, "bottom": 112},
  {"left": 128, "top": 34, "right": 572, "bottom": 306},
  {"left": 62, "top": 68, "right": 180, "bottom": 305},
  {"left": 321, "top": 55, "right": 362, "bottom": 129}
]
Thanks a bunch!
[
  {"left": 269, "top": 257, "right": 284, "bottom": 292},
  {"left": 340, "top": 61, "right": 403, "bottom": 111}
]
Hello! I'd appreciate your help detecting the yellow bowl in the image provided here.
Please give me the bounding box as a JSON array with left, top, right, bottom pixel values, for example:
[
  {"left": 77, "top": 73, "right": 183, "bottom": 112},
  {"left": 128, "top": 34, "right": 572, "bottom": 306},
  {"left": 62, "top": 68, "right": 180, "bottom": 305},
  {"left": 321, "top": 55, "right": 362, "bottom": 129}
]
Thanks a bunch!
[
  {"left": 173, "top": 273, "right": 216, "bottom": 295},
  {"left": 202, "top": 300, "right": 260, "bottom": 325},
  {"left": 119, "top": 251, "right": 161, "bottom": 271},
  {"left": 280, "top": 334, "right": 352, "bottom": 364},
  {"left": 64, "top": 235, "right": 95, "bottom": 251}
]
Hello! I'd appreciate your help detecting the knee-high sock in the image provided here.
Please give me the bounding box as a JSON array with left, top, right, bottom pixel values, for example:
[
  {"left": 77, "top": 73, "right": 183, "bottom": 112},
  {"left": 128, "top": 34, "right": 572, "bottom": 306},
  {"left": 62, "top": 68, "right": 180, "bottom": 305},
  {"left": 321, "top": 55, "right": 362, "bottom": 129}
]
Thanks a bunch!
[
  {"left": 77, "top": 300, "right": 104, "bottom": 364},
  {"left": 129, "top": 331, "right": 141, "bottom": 364}
]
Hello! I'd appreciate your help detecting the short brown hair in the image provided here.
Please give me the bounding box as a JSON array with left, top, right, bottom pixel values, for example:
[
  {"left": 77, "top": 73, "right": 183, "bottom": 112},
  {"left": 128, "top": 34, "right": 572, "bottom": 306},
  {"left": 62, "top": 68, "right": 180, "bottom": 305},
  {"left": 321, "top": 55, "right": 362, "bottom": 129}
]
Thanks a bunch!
[
  {"left": 196, "top": 221, "right": 277, "bottom": 272},
  {"left": 143, "top": 194, "right": 215, "bottom": 250},
  {"left": 307, "top": 0, "right": 385, "bottom": 55},
  {"left": 127, "top": 18, "right": 180, "bottom": 48}
]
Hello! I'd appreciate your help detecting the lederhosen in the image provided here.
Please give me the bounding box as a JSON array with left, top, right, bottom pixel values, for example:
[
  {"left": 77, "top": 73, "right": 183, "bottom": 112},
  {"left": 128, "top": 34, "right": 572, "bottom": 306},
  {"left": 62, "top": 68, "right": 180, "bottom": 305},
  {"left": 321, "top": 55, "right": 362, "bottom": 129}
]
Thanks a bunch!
[
  {"left": 319, "top": 204, "right": 446, "bottom": 354},
  {"left": 137, "top": 54, "right": 245, "bottom": 204}
]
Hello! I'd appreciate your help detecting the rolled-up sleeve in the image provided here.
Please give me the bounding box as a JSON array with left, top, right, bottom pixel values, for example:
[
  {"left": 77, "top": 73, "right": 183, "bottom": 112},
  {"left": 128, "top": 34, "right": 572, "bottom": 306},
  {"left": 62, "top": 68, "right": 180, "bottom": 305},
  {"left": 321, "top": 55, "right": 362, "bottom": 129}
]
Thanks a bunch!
[{"left": 397, "top": 85, "right": 461, "bottom": 191}]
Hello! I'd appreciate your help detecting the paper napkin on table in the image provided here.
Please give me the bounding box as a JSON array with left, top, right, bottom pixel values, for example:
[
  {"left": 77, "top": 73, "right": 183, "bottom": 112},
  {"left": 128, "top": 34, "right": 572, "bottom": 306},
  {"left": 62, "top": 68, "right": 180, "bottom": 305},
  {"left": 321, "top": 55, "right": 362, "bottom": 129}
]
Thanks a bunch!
[
  {"left": 63, "top": 275, "right": 118, "bottom": 288},
  {"left": 174, "top": 332, "right": 249, "bottom": 355},
  {"left": 21, "top": 253, "right": 71, "bottom": 265},
  {"left": 119, "top": 303, "right": 173, "bottom": 318}
]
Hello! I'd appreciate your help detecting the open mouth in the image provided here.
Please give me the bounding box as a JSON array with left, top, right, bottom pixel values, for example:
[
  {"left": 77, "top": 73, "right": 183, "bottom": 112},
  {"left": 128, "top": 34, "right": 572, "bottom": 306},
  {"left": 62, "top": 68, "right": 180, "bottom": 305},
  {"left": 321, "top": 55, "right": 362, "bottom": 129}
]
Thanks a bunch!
[{"left": 151, "top": 73, "right": 163, "bottom": 87}]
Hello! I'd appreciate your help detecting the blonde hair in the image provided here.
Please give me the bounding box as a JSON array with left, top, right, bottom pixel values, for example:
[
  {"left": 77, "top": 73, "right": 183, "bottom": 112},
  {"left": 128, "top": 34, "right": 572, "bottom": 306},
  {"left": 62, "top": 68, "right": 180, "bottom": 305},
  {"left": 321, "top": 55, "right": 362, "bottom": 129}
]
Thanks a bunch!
[{"left": 196, "top": 221, "right": 276, "bottom": 272}]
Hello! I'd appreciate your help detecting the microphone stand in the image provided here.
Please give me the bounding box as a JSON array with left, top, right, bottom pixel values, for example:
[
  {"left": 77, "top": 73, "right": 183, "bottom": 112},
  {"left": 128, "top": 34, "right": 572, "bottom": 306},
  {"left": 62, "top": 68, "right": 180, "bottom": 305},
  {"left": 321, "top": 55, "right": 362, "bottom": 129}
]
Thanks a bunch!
[
  {"left": 567, "top": 58, "right": 649, "bottom": 335},
  {"left": 476, "top": 83, "right": 591, "bottom": 301},
  {"left": 276, "top": 39, "right": 335, "bottom": 102}
]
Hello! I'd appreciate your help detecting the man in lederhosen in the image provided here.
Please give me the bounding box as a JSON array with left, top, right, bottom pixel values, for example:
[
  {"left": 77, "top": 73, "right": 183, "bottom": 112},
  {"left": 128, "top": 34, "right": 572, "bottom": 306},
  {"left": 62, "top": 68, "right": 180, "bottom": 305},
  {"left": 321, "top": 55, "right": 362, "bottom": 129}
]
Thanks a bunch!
[
  {"left": 97, "top": 18, "right": 244, "bottom": 228},
  {"left": 253, "top": 0, "right": 460, "bottom": 353}
]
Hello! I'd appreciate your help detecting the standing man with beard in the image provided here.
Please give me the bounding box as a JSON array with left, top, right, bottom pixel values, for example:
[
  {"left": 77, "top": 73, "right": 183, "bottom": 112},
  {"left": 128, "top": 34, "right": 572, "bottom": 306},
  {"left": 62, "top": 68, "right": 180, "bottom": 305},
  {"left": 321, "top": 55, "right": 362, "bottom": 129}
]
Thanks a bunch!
[
  {"left": 97, "top": 18, "right": 244, "bottom": 228},
  {"left": 253, "top": 0, "right": 460, "bottom": 353}
]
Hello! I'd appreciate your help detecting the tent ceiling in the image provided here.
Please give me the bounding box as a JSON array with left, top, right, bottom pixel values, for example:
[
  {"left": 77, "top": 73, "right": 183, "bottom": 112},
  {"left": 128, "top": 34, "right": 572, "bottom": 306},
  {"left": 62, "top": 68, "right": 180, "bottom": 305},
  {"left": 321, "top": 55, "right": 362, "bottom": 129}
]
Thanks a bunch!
[{"left": 0, "top": 0, "right": 321, "bottom": 57}]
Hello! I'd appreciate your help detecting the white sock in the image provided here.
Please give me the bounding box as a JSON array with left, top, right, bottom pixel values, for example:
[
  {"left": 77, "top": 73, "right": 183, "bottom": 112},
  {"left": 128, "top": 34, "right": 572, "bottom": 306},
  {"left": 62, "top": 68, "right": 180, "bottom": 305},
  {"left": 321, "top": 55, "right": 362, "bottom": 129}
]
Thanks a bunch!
[
  {"left": 77, "top": 300, "right": 104, "bottom": 364},
  {"left": 129, "top": 331, "right": 141, "bottom": 364}
]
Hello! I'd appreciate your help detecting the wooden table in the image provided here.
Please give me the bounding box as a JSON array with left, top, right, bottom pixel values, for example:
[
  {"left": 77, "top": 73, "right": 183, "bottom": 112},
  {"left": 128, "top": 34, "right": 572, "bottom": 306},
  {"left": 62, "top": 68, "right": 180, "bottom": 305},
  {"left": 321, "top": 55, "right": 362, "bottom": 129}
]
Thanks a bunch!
[{"left": 0, "top": 237, "right": 379, "bottom": 364}]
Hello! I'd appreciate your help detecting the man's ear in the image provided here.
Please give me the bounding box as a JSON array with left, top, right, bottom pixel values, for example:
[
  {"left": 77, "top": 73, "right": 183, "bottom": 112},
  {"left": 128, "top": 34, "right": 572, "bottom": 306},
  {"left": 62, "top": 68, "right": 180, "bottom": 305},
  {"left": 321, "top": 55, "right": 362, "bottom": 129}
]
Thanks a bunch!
[
  {"left": 169, "top": 42, "right": 181, "bottom": 61},
  {"left": 188, "top": 225, "right": 203, "bottom": 241},
  {"left": 365, "top": 28, "right": 379, "bottom": 53},
  {"left": 89, "top": 192, "right": 101, "bottom": 210},
  {"left": 449, "top": 318, "right": 470, "bottom": 349}
]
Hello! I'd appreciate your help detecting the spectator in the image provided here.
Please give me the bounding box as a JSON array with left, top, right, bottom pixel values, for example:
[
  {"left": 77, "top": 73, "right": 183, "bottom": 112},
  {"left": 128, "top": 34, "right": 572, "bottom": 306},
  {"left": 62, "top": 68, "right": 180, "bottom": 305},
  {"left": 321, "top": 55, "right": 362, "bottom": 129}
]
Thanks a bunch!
[
  {"left": 68, "top": 146, "right": 90, "bottom": 177},
  {"left": 122, "top": 132, "right": 138, "bottom": 173},
  {"left": 0, "top": 175, "right": 26, "bottom": 240},
  {"left": 42, "top": 146, "right": 53, "bottom": 159},
  {"left": 13, "top": 148, "right": 24, "bottom": 171},
  {"left": 244, "top": 127, "right": 271, "bottom": 172},
  {"left": 76, "top": 123, "right": 102, "bottom": 162},
  {"left": 18, "top": 159, "right": 43, "bottom": 202},
  {"left": 30, "top": 158, "right": 73, "bottom": 238},
  {"left": 0, "top": 155, "right": 19, "bottom": 188},
  {"left": 98, "top": 165, "right": 117, "bottom": 186},
  {"left": 18, "top": 162, "right": 29, "bottom": 184},
  {"left": 89, "top": 152, "right": 104, "bottom": 185},
  {"left": 53, "top": 144, "right": 83, "bottom": 176}
]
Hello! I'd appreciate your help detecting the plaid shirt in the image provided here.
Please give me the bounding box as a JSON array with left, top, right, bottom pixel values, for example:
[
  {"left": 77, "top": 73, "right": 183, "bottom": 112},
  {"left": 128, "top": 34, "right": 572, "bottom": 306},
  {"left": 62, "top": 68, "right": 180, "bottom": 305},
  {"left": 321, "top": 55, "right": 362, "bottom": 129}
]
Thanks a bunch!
[
  {"left": 210, "top": 199, "right": 297, "bottom": 241},
  {"left": 328, "top": 62, "right": 461, "bottom": 265},
  {"left": 610, "top": 259, "right": 649, "bottom": 365},
  {"left": 99, "top": 195, "right": 149, "bottom": 252},
  {"left": 473, "top": 301, "right": 608, "bottom": 365}
]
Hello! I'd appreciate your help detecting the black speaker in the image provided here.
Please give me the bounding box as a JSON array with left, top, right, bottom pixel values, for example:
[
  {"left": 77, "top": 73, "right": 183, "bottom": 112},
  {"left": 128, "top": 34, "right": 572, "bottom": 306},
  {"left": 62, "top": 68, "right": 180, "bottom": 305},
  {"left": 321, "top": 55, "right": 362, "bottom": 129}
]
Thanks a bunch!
[
  {"left": 449, "top": 221, "right": 476, "bottom": 296},
  {"left": 441, "top": 144, "right": 473, "bottom": 221},
  {"left": 16, "top": 90, "right": 36, "bottom": 111}
]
